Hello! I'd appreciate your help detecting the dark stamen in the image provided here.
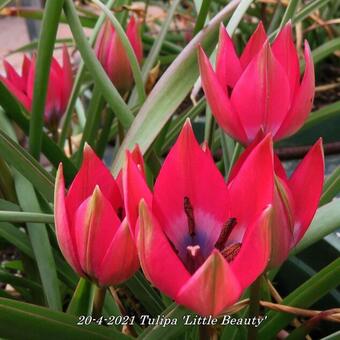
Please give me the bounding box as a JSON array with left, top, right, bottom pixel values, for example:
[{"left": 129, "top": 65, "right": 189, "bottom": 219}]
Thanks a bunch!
[
  {"left": 215, "top": 217, "right": 237, "bottom": 250},
  {"left": 117, "top": 207, "right": 124, "bottom": 220},
  {"left": 221, "top": 243, "right": 241, "bottom": 262},
  {"left": 184, "top": 196, "right": 195, "bottom": 237}
]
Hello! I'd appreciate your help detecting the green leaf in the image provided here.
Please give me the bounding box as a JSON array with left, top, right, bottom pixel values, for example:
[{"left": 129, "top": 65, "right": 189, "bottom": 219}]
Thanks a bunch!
[
  {"left": 293, "top": 198, "right": 340, "bottom": 255},
  {"left": 312, "top": 38, "right": 340, "bottom": 64},
  {"left": 320, "top": 167, "right": 340, "bottom": 206},
  {"left": 125, "top": 271, "right": 165, "bottom": 316},
  {"left": 63, "top": 0, "right": 134, "bottom": 129},
  {"left": 259, "top": 258, "right": 340, "bottom": 338},
  {"left": 111, "top": 0, "right": 240, "bottom": 175},
  {"left": 14, "top": 174, "right": 62, "bottom": 311},
  {"left": 67, "top": 278, "right": 95, "bottom": 316},
  {"left": 28, "top": 0, "right": 65, "bottom": 159},
  {"left": 0, "top": 211, "right": 54, "bottom": 224},
  {"left": 0, "top": 222, "right": 34, "bottom": 258},
  {"left": 0, "top": 297, "right": 130, "bottom": 340},
  {"left": 0, "top": 0, "right": 11, "bottom": 9},
  {"left": 0, "top": 129, "right": 54, "bottom": 202},
  {"left": 194, "top": 0, "right": 212, "bottom": 35}
]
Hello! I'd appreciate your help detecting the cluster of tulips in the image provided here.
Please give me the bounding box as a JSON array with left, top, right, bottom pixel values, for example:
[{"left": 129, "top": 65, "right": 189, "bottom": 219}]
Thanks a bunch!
[{"left": 1, "top": 18, "right": 324, "bottom": 317}]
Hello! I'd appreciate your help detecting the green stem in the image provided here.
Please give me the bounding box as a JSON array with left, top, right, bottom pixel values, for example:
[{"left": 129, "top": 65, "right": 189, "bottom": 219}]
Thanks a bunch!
[
  {"left": 92, "top": 286, "right": 106, "bottom": 318},
  {"left": 29, "top": 0, "right": 64, "bottom": 160},
  {"left": 95, "top": 109, "right": 115, "bottom": 158},
  {"left": 227, "top": 142, "right": 243, "bottom": 177},
  {"left": 0, "top": 211, "right": 54, "bottom": 224},
  {"left": 248, "top": 276, "right": 262, "bottom": 340}
]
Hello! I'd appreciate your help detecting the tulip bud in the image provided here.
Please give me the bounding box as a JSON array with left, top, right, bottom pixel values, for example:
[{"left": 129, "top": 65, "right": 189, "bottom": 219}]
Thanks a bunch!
[
  {"left": 95, "top": 17, "right": 143, "bottom": 94},
  {"left": 54, "top": 145, "right": 139, "bottom": 286},
  {"left": 0, "top": 46, "right": 73, "bottom": 131},
  {"left": 198, "top": 22, "right": 315, "bottom": 145}
]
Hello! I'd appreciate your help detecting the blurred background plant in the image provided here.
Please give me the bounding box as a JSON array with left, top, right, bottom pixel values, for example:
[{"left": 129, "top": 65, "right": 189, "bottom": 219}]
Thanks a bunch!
[{"left": 0, "top": 0, "right": 339, "bottom": 339}]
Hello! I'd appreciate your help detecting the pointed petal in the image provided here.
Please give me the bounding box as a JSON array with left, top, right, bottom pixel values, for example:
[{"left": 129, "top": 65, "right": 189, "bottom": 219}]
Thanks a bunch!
[
  {"left": 272, "top": 22, "right": 300, "bottom": 94},
  {"left": 289, "top": 139, "right": 324, "bottom": 243},
  {"left": 198, "top": 47, "right": 248, "bottom": 144},
  {"left": 61, "top": 46, "right": 73, "bottom": 113},
  {"left": 269, "top": 176, "right": 295, "bottom": 267},
  {"left": 66, "top": 145, "right": 123, "bottom": 223},
  {"left": 275, "top": 42, "right": 315, "bottom": 140},
  {"left": 74, "top": 187, "right": 121, "bottom": 278},
  {"left": 153, "top": 121, "right": 229, "bottom": 256},
  {"left": 274, "top": 154, "right": 288, "bottom": 182},
  {"left": 126, "top": 16, "right": 143, "bottom": 64},
  {"left": 0, "top": 76, "right": 31, "bottom": 111},
  {"left": 54, "top": 164, "right": 82, "bottom": 275},
  {"left": 22, "top": 55, "right": 31, "bottom": 84},
  {"left": 216, "top": 25, "right": 242, "bottom": 88},
  {"left": 3, "top": 60, "right": 26, "bottom": 92},
  {"left": 137, "top": 201, "right": 190, "bottom": 299},
  {"left": 177, "top": 250, "right": 242, "bottom": 316},
  {"left": 228, "top": 135, "right": 274, "bottom": 241},
  {"left": 97, "top": 219, "right": 139, "bottom": 286},
  {"left": 231, "top": 206, "right": 272, "bottom": 288},
  {"left": 240, "top": 22, "right": 267, "bottom": 69},
  {"left": 123, "top": 150, "right": 152, "bottom": 236},
  {"left": 231, "top": 43, "right": 291, "bottom": 140}
]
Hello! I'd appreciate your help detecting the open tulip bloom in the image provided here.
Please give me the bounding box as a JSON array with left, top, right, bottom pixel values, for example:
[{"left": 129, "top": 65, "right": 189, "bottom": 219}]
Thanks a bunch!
[
  {"left": 124, "top": 121, "right": 274, "bottom": 316},
  {"left": 54, "top": 145, "right": 139, "bottom": 287},
  {"left": 0, "top": 46, "right": 73, "bottom": 130},
  {"left": 198, "top": 22, "right": 315, "bottom": 145},
  {"left": 229, "top": 136, "right": 325, "bottom": 267}
]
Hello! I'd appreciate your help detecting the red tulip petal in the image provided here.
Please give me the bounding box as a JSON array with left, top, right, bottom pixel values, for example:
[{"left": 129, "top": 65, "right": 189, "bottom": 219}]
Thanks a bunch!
[
  {"left": 22, "top": 55, "right": 31, "bottom": 84},
  {"left": 270, "top": 176, "right": 295, "bottom": 267},
  {"left": 61, "top": 46, "right": 73, "bottom": 113},
  {"left": 231, "top": 43, "right": 291, "bottom": 140},
  {"left": 198, "top": 47, "right": 248, "bottom": 144},
  {"left": 66, "top": 145, "right": 122, "bottom": 224},
  {"left": 231, "top": 205, "right": 272, "bottom": 288},
  {"left": 274, "top": 154, "right": 288, "bottom": 182},
  {"left": 137, "top": 201, "right": 190, "bottom": 299},
  {"left": 240, "top": 22, "right": 267, "bottom": 69},
  {"left": 228, "top": 135, "right": 274, "bottom": 241},
  {"left": 0, "top": 76, "right": 31, "bottom": 111},
  {"left": 74, "top": 186, "right": 121, "bottom": 278},
  {"left": 123, "top": 150, "right": 152, "bottom": 236},
  {"left": 289, "top": 139, "right": 324, "bottom": 244},
  {"left": 177, "top": 250, "right": 242, "bottom": 316},
  {"left": 275, "top": 42, "right": 315, "bottom": 140},
  {"left": 126, "top": 16, "right": 143, "bottom": 64},
  {"left": 54, "top": 164, "right": 82, "bottom": 275},
  {"left": 153, "top": 120, "right": 229, "bottom": 255},
  {"left": 272, "top": 22, "right": 300, "bottom": 95},
  {"left": 97, "top": 218, "right": 139, "bottom": 286},
  {"left": 216, "top": 24, "right": 242, "bottom": 88},
  {"left": 3, "top": 60, "right": 26, "bottom": 92}
]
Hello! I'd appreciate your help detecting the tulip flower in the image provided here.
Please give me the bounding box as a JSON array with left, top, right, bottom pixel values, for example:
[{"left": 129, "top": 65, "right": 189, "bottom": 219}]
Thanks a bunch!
[
  {"left": 0, "top": 46, "right": 73, "bottom": 130},
  {"left": 54, "top": 144, "right": 139, "bottom": 287},
  {"left": 229, "top": 137, "right": 324, "bottom": 267},
  {"left": 198, "top": 22, "right": 314, "bottom": 145},
  {"left": 124, "top": 120, "right": 274, "bottom": 316},
  {"left": 95, "top": 16, "right": 143, "bottom": 94}
]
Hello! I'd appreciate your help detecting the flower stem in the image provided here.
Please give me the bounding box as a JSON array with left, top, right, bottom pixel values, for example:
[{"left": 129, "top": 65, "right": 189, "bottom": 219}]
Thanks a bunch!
[
  {"left": 92, "top": 286, "right": 106, "bottom": 318},
  {"left": 199, "top": 325, "right": 218, "bottom": 340},
  {"left": 248, "top": 276, "right": 262, "bottom": 340}
]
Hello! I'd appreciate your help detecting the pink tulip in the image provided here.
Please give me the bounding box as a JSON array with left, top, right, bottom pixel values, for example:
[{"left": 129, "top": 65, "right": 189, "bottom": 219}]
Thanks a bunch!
[
  {"left": 95, "top": 16, "right": 143, "bottom": 94},
  {"left": 124, "top": 121, "right": 274, "bottom": 316},
  {"left": 198, "top": 22, "right": 315, "bottom": 145},
  {"left": 0, "top": 46, "right": 73, "bottom": 129},
  {"left": 54, "top": 144, "right": 139, "bottom": 287},
  {"left": 229, "top": 137, "right": 324, "bottom": 267}
]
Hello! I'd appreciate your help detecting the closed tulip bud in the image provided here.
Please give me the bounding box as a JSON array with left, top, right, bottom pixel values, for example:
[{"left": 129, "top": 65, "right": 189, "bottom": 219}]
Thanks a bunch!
[
  {"left": 0, "top": 46, "right": 73, "bottom": 130},
  {"left": 198, "top": 22, "right": 314, "bottom": 145},
  {"left": 95, "top": 16, "right": 143, "bottom": 94},
  {"left": 54, "top": 145, "right": 139, "bottom": 287}
]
